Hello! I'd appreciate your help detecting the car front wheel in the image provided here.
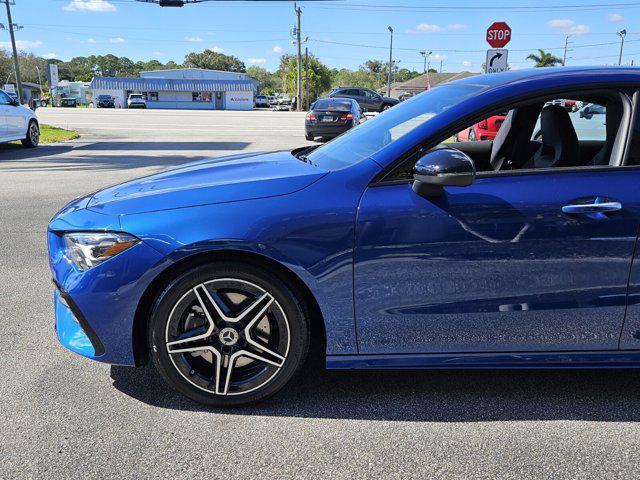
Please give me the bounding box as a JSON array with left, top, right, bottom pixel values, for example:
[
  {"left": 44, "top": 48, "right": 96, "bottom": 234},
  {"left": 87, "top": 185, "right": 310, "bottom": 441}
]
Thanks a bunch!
[
  {"left": 149, "top": 262, "right": 310, "bottom": 406},
  {"left": 21, "top": 120, "right": 39, "bottom": 148},
  {"left": 380, "top": 103, "right": 392, "bottom": 112}
]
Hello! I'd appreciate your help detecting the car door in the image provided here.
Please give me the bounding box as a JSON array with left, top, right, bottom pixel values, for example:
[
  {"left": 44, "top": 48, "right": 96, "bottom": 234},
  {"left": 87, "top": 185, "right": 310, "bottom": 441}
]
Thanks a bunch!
[
  {"left": 3, "top": 92, "right": 25, "bottom": 138},
  {"left": 353, "top": 97, "right": 640, "bottom": 355},
  {"left": 0, "top": 91, "right": 11, "bottom": 138}
]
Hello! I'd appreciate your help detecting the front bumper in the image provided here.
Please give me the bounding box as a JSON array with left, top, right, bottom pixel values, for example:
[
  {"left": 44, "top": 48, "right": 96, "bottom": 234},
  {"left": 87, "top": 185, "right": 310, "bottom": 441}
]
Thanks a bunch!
[{"left": 48, "top": 221, "right": 166, "bottom": 365}]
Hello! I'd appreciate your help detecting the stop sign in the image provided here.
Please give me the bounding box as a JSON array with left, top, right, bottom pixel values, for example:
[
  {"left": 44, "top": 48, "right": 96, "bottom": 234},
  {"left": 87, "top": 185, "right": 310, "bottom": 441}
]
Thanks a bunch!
[{"left": 486, "top": 22, "right": 511, "bottom": 48}]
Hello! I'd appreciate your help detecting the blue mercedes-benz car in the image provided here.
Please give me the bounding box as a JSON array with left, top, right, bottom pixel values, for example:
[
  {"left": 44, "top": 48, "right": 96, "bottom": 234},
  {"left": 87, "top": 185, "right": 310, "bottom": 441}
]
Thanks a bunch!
[{"left": 49, "top": 67, "right": 640, "bottom": 406}]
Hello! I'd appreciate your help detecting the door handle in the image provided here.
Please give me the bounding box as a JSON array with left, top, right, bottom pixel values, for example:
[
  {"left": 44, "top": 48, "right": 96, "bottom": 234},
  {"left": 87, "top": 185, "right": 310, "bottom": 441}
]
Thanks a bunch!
[{"left": 562, "top": 201, "right": 622, "bottom": 215}]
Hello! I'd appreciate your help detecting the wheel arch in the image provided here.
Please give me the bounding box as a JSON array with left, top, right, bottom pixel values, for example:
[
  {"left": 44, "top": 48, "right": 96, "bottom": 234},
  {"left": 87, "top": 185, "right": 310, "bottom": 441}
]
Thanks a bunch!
[{"left": 131, "top": 248, "right": 326, "bottom": 366}]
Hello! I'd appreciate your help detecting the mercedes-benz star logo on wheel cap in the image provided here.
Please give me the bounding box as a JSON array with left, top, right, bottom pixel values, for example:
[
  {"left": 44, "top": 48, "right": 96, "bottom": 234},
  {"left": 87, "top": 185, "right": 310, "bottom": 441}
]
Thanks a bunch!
[{"left": 219, "top": 327, "right": 239, "bottom": 346}]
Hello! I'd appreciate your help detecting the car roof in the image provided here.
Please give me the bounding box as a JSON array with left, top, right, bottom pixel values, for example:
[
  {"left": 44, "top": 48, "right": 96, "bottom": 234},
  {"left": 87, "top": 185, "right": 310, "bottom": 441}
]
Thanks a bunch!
[{"left": 449, "top": 66, "right": 640, "bottom": 89}]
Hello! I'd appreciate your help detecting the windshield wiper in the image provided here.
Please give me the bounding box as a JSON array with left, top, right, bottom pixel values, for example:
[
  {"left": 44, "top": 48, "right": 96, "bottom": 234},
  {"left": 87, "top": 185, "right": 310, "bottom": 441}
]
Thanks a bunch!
[{"left": 296, "top": 153, "right": 317, "bottom": 166}]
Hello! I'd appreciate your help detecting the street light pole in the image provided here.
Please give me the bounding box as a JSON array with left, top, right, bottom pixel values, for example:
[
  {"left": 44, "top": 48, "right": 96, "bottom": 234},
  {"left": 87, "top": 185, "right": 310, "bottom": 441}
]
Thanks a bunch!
[
  {"left": 562, "top": 35, "right": 570, "bottom": 66},
  {"left": 387, "top": 26, "right": 393, "bottom": 97},
  {"left": 420, "top": 50, "right": 432, "bottom": 74},
  {"left": 617, "top": 29, "right": 627, "bottom": 66},
  {"left": 305, "top": 46, "right": 309, "bottom": 110},
  {"left": 3, "top": 0, "right": 23, "bottom": 103}
]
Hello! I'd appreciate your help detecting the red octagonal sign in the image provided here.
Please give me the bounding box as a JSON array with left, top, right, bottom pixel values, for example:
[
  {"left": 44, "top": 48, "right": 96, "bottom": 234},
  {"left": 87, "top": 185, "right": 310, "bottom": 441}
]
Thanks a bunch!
[{"left": 486, "top": 22, "right": 511, "bottom": 48}]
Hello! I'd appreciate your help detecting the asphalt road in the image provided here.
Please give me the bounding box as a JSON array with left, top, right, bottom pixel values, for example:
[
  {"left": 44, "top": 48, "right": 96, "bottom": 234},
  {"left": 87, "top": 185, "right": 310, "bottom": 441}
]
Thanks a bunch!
[{"left": 2, "top": 108, "right": 640, "bottom": 479}]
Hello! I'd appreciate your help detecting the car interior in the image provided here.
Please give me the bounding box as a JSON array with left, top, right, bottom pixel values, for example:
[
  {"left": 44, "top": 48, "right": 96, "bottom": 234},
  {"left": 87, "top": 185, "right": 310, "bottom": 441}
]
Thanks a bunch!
[{"left": 384, "top": 90, "right": 629, "bottom": 181}]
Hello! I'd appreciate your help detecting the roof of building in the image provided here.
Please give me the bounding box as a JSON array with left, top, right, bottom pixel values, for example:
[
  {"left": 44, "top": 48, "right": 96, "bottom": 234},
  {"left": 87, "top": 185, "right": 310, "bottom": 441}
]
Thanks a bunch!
[
  {"left": 89, "top": 76, "right": 257, "bottom": 92},
  {"left": 379, "top": 71, "right": 476, "bottom": 96},
  {"left": 139, "top": 67, "right": 247, "bottom": 76}
]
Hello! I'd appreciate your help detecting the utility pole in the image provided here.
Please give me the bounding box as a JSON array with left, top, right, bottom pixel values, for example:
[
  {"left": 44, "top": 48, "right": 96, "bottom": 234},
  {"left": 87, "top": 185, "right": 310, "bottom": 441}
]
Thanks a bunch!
[
  {"left": 420, "top": 50, "right": 432, "bottom": 74},
  {"left": 617, "top": 29, "right": 627, "bottom": 66},
  {"left": 562, "top": 35, "right": 571, "bottom": 66},
  {"left": 387, "top": 26, "right": 393, "bottom": 97},
  {"left": 3, "top": 0, "right": 23, "bottom": 103},
  {"left": 304, "top": 47, "right": 310, "bottom": 110},
  {"left": 439, "top": 59, "right": 443, "bottom": 73},
  {"left": 294, "top": 2, "right": 302, "bottom": 111}
]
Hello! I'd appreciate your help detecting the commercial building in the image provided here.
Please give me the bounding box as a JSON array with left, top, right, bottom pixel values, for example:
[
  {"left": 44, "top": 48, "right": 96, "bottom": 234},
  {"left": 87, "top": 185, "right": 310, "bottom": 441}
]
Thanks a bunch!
[
  {"left": 89, "top": 68, "right": 258, "bottom": 110},
  {"left": 54, "top": 80, "right": 92, "bottom": 105}
]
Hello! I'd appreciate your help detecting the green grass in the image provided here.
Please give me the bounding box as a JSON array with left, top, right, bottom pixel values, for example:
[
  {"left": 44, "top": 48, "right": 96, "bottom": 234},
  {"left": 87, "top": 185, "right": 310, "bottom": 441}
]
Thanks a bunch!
[{"left": 39, "top": 124, "right": 79, "bottom": 143}]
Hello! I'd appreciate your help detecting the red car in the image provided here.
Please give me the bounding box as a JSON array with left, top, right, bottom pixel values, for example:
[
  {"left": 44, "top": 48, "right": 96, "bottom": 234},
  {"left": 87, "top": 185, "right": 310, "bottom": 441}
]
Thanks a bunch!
[{"left": 455, "top": 114, "right": 506, "bottom": 142}]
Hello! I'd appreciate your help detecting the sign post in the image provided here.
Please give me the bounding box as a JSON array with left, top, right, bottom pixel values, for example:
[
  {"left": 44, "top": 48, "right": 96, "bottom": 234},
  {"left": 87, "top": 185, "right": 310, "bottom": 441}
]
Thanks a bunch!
[{"left": 485, "top": 22, "right": 511, "bottom": 73}]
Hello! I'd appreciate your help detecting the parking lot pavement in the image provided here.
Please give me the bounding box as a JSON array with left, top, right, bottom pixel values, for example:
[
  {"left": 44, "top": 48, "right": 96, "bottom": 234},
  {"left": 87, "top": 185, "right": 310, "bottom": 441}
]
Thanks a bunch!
[{"left": 3, "top": 107, "right": 640, "bottom": 479}]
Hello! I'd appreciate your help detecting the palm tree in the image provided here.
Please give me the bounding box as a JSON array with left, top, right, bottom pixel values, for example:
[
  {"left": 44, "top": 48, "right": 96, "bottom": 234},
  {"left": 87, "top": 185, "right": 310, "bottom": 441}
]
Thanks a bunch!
[{"left": 526, "top": 49, "right": 563, "bottom": 68}]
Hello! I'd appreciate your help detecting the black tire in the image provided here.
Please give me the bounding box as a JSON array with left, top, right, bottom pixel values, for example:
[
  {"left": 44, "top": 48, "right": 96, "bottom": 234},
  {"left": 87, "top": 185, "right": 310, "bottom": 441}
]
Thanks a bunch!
[
  {"left": 21, "top": 120, "right": 39, "bottom": 148},
  {"left": 305, "top": 132, "right": 314, "bottom": 141},
  {"left": 148, "top": 261, "right": 310, "bottom": 407},
  {"left": 380, "top": 103, "right": 392, "bottom": 112}
]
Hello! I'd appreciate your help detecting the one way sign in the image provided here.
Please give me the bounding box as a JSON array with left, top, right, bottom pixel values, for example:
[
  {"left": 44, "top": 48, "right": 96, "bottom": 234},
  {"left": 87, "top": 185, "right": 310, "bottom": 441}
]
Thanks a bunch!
[{"left": 485, "top": 49, "right": 508, "bottom": 73}]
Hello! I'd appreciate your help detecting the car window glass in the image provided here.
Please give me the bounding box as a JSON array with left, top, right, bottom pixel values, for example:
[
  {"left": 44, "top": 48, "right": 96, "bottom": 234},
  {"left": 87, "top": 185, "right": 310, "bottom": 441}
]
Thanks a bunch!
[
  {"left": 306, "top": 84, "right": 484, "bottom": 171},
  {"left": 314, "top": 99, "right": 353, "bottom": 110},
  {"left": 531, "top": 100, "right": 606, "bottom": 142},
  {"left": 0, "top": 91, "right": 12, "bottom": 105}
]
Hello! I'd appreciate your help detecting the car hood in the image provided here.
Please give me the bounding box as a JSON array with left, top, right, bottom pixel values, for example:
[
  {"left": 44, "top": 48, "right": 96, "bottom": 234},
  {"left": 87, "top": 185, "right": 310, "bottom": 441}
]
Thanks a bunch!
[
  {"left": 86, "top": 150, "right": 328, "bottom": 216},
  {"left": 383, "top": 96, "right": 399, "bottom": 104}
]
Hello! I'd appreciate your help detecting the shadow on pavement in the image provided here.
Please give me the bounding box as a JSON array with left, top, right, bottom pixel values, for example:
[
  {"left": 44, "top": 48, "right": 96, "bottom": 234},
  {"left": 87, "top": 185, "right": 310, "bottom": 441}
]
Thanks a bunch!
[
  {"left": 0, "top": 140, "right": 252, "bottom": 171},
  {"left": 111, "top": 356, "right": 640, "bottom": 421}
]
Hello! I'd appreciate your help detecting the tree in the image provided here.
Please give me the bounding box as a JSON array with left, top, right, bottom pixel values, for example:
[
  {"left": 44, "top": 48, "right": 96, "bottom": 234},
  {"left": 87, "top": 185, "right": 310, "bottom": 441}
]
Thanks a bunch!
[
  {"left": 183, "top": 49, "right": 245, "bottom": 72},
  {"left": 246, "top": 65, "right": 281, "bottom": 94},
  {"left": 280, "top": 53, "right": 331, "bottom": 102},
  {"left": 526, "top": 49, "right": 563, "bottom": 68}
]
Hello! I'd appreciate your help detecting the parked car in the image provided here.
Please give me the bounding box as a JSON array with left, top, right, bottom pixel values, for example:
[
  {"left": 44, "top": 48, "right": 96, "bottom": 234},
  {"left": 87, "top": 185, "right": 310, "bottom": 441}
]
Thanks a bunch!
[
  {"left": 455, "top": 114, "right": 507, "bottom": 142},
  {"left": 548, "top": 98, "right": 581, "bottom": 112},
  {"left": 305, "top": 97, "right": 365, "bottom": 141},
  {"left": 95, "top": 94, "right": 115, "bottom": 108},
  {"left": 329, "top": 87, "right": 398, "bottom": 112},
  {"left": 254, "top": 95, "right": 270, "bottom": 108},
  {"left": 49, "top": 67, "right": 640, "bottom": 407},
  {"left": 579, "top": 103, "right": 606, "bottom": 118},
  {"left": 0, "top": 89, "right": 39, "bottom": 147},
  {"left": 127, "top": 93, "right": 147, "bottom": 109},
  {"left": 56, "top": 97, "right": 77, "bottom": 108},
  {"left": 267, "top": 95, "right": 277, "bottom": 106}
]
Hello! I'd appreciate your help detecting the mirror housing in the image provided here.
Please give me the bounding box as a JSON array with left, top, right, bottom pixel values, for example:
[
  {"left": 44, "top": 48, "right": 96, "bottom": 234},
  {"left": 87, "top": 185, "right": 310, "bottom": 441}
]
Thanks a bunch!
[{"left": 412, "top": 148, "right": 476, "bottom": 197}]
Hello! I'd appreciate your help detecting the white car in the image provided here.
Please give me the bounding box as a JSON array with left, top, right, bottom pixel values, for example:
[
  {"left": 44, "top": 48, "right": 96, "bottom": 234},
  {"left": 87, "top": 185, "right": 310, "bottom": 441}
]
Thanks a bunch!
[
  {"left": 0, "top": 90, "right": 39, "bottom": 147},
  {"left": 254, "top": 95, "right": 270, "bottom": 108},
  {"left": 127, "top": 93, "right": 147, "bottom": 109}
]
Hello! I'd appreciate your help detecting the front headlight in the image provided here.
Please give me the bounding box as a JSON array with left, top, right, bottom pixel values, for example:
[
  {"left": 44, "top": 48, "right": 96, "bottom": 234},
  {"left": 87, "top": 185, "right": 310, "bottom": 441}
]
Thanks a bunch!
[{"left": 64, "top": 232, "right": 139, "bottom": 271}]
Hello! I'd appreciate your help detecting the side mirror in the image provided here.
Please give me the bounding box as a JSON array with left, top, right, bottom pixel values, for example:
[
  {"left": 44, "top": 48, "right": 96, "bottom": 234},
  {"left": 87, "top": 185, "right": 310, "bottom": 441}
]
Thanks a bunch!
[
  {"left": 10, "top": 98, "right": 19, "bottom": 106},
  {"left": 412, "top": 148, "right": 476, "bottom": 197}
]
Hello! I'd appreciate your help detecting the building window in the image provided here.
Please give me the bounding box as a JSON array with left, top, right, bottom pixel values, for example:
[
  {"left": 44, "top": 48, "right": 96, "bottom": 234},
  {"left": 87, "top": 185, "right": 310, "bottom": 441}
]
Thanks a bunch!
[
  {"left": 192, "top": 91, "right": 212, "bottom": 102},
  {"left": 148, "top": 92, "right": 159, "bottom": 102}
]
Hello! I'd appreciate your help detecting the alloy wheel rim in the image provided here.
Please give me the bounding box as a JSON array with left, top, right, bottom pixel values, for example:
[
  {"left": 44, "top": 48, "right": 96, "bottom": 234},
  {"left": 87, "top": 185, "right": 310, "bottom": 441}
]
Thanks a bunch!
[
  {"left": 29, "top": 123, "right": 39, "bottom": 144},
  {"left": 164, "top": 278, "right": 290, "bottom": 396}
]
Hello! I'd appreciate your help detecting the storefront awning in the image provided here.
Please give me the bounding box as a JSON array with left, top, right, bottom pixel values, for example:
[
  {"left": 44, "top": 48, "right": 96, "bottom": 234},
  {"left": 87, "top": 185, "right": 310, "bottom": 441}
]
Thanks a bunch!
[{"left": 90, "top": 76, "right": 257, "bottom": 92}]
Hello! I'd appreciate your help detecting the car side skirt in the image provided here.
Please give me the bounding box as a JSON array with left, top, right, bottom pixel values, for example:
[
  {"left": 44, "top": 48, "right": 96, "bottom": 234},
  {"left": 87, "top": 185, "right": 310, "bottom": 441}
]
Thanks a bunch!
[{"left": 326, "top": 351, "right": 640, "bottom": 369}]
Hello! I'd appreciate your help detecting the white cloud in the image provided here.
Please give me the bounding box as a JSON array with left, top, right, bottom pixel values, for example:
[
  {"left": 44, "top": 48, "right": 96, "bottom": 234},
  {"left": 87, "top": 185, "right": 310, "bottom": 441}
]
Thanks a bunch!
[
  {"left": 108, "top": 37, "right": 125, "bottom": 44},
  {"left": 63, "top": 0, "right": 116, "bottom": 12},
  {"left": 272, "top": 45, "right": 283, "bottom": 53},
  {"left": 608, "top": 13, "right": 624, "bottom": 22},
  {"left": 410, "top": 23, "right": 442, "bottom": 34},
  {"left": 42, "top": 52, "right": 58, "bottom": 59},
  {"left": 0, "top": 40, "right": 43, "bottom": 50},
  {"left": 212, "top": 46, "right": 224, "bottom": 53},
  {"left": 247, "top": 57, "right": 267, "bottom": 64},
  {"left": 431, "top": 53, "right": 447, "bottom": 61},
  {"left": 548, "top": 19, "right": 591, "bottom": 35},
  {"left": 86, "top": 38, "right": 96, "bottom": 44},
  {"left": 185, "top": 37, "right": 204, "bottom": 42},
  {"left": 408, "top": 23, "right": 466, "bottom": 34},
  {"left": 462, "top": 60, "right": 472, "bottom": 67}
]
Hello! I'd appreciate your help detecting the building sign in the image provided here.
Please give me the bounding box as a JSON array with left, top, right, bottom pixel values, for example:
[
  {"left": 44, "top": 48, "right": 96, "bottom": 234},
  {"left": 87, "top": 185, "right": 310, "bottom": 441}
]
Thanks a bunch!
[
  {"left": 48, "top": 64, "right": 59, "bottom": 88},
  {"left": 224, "top": 91, "right": 253, "bottom": 110},
  {"left": 3, "top": 83, "right": 15, "bottom": 93}
]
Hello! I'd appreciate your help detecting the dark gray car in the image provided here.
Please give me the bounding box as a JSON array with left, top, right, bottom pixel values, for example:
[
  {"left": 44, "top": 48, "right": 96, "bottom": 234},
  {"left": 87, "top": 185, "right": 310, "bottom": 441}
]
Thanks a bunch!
[{"left": 328, "top": 87, "right": 398, "bottom": 112}]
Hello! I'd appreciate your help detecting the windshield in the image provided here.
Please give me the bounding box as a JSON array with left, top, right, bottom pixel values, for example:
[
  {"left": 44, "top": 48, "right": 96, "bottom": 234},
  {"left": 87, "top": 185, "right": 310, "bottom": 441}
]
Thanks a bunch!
[
  {"left": 313, "top": 99, "right": 352, "bottom": 111},
  {"left": 306, "top": 84, "right": 484, "bottom": 170},
  {"left": 130, "top": 94, "right": 143, "bottom": 99}
]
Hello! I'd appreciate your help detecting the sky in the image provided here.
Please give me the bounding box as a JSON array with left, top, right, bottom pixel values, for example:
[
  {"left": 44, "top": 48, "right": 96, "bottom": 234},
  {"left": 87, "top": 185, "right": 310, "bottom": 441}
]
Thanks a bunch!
[{"left": 4, "top": 0, "right": 640, "bottom": 73}]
